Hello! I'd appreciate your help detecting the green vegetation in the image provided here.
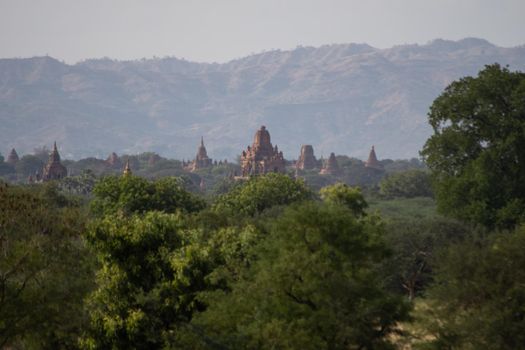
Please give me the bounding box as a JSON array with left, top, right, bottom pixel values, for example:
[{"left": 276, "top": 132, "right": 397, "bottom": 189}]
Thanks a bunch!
[
  {"left": 379, "top": 170, "right": 432, "bottom": 199},
  {"left": 2, "top": 64, "right": 525, "bottom": 349},
  {"left": 421, "top": 64, "right": 525, "bottom": 229}
]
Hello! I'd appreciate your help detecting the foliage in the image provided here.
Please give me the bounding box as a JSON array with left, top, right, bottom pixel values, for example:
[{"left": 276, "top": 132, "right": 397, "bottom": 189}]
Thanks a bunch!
[
  {"left": 82, "top": 212, "right": 213, "bottom": 349},
  {"left": 194, "top": 202, "right": 410, "bottom": 349},
  {"left": 90, "top": 175, "right": 205, "bottom": 216},
  {"left": 421, "top": 64, "right": 525, "bottom": 229},
  {"left": 380, "top": 218, "right": 468, "bottom": 300},
  {"left": 368, "top": 197, "right": 439, "bottom": 221},
  {"left": 320, "top": 182, "right": 368, "bottom": 216},
  {"left": 421, "top": 227, "right": 525, "bottom": 349},
  {"left": 213, "top": 173, "right": 312, "bottom": 217},
  {"left": 379, "top": 169, "right": 433, "bottom": 199},
  {"left": 59, "top": 169, "right": 98, "bottom": 195},
  {"left": 0, "top": 182, "right": 94, "bottom": 348}
]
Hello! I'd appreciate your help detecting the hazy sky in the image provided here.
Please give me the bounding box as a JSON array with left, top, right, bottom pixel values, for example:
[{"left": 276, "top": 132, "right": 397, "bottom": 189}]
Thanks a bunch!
[{"left": 0, "top": 0, "right": 523, "bottom": 63}]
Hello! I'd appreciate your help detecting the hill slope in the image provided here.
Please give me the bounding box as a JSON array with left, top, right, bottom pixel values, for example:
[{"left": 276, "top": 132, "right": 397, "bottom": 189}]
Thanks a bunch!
[{"left": 1, "top": 38, "right": 524, "bottom": 160}]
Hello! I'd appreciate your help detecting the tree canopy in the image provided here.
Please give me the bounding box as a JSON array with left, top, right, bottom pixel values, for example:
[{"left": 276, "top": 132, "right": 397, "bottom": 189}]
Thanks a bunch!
[
  {"left": 421, "top": 64, "right": 525, "bottom": 228},
  {"left": 212, "top": 173, "right": 312, "bottom": 217},
  {"left": 91, "top": 175, "right": 205, "bottom": 216}
]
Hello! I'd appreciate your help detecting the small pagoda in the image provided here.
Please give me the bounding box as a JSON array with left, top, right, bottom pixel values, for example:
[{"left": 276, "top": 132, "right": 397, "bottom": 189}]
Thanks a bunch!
[
  {"left": 6, "top": 148, "right": 19, "bottom": 165},
  {"left": 364, "top": 146, "right": 383, "bottom": 171},
  {"left": 319, "top": 152, "right": 341, "bottom": 175},
  {"left": 296, "top": 145, "right": 318, "bottom": 170},
  {"left": 188, "top": 137, "right": 212, "bottom": 171},
  {"left": 42, "top": 142, "right": 67, "bottom": 181}
]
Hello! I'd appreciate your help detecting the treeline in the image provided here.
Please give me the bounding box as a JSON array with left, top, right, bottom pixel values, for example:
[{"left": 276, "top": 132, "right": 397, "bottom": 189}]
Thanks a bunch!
[
  {"left": 1, "top": 63, "right": 524, "bottom": 349},
  {"left": 0, "top": 148, "right": 427, "bottom": 197}
]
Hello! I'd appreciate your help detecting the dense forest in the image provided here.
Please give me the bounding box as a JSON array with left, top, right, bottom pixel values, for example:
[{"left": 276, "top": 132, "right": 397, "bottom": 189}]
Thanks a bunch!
[{"left": 1, "top": 64, "right": 524, "bottom": 349}]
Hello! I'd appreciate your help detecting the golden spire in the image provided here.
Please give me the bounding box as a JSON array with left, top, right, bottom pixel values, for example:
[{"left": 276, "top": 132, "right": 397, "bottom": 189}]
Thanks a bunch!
[{"left": 123, "top": 159, "right": 132, "bottom": 176}]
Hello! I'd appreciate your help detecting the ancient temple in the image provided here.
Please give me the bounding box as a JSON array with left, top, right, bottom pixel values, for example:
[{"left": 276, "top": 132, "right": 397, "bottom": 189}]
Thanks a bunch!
[
  {"left": 296, "top": 145, "right": 317, "bottom": 170},
  {"left": 365, "top": 145, "right": 383, "bottom": 171},
  {"left": 6, "top": 148, "right": 19, "bottom": 165},
  {"left": 106, "top": 152, "right": 121, "bottom": 168},
  {"left": 42, "top": 142, "right": 67, "bottom": 181},
  {"left": 188, "top": 137, "right": 212, "bottom": 171},
  {"left": 240, "top": 126, "right": 285, "bottom": 177},
  {"left": 319, "top": 152, "right": 341, "bottom": 175}
]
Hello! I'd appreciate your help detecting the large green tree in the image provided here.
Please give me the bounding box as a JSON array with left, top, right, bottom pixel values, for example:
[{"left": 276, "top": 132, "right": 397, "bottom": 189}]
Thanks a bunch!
[
  {"left": 193, "top": 201, "right": 409, "bottom": 349},
  {"left": 421, "top": 64, "right": 525, "bottom": 228}
]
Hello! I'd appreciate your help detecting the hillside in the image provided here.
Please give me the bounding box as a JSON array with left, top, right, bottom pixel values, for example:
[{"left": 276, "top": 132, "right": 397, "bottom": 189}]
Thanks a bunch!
[{"left": 1, "top": 38, "right": 524, "bottom": 160}]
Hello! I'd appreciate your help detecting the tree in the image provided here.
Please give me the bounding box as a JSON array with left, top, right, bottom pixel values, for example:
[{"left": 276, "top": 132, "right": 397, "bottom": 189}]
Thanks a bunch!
[
  {"left": 193, "top": 202, "right": 410, "bottom": 349},
  {"left": 0, "top": 182, "right": 94, "bottom": 348},
  {"left": 213, "top": 173, "right": 312, "bottom": 217},
  {"left": 421, "top": 227, "right": 525, "bottom": 349},
  {"left": 90, "top": 175, "right": 205, "bottom": 216},
  {"left": 379, "top": 169, "right": 433, "bottom": 199},
  {"left": 319, "top": 182, "right": 368, "bottom": 216},
  {"left": 82, "top": 212, "right": 214, "bottom": 349},
  {"left": 421, "top": 64, "right": 525, "bottom": 229}
]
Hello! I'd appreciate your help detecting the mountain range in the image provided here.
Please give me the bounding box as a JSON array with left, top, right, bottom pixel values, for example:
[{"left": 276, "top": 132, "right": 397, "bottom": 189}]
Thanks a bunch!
[{"left": 1, "top": 38, "right": 524, "bottom": 161}]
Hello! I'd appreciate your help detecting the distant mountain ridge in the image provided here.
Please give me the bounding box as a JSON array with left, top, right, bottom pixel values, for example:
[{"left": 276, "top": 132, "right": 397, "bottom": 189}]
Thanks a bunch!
[{"left": 1, "top": 38, "right": 524, "bottom": 160}]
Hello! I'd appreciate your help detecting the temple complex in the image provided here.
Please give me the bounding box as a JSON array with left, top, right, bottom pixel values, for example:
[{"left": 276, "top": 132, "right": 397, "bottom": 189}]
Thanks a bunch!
[
  {"left": 188, "top": 137, "right": 212, "bottom": 171},
  {"left": 296, "top": 145, "right": 317, "bottom": 170},
  {"left": 240, "top": 126, "right": 285, "bottom": 177},
  {"left": 6, "top": 148, "right": 19, "bottom": 165},
  {"left": 365, "top": 146, "right": 383, "bottom": 171},
  {"left": 42, "top": 142, "right": 67, "bottom": 181},
  {"left": 319, "top": 152, "right": 341, "bottom": 175}
]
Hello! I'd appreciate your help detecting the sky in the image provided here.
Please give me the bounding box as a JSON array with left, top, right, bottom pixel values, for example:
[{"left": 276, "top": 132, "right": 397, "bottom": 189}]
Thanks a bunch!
[{"left": 0, "top": 0, "right": 523, "bottom": 63}]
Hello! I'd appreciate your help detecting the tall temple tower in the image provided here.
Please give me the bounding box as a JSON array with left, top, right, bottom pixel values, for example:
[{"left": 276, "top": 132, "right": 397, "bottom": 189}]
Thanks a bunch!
[
  {"left": 240, "top": 126, "right": 285, "bottom": 177},
  {"left": 365, "top": 146, "right": 383, "bottom": 171},
  {"left": 42, "top": 142, "right": 67, "bottom": 181},
  {"left": 296, "top": 145, "right": 317, "bottom": 170},
  {"left": 189, "top": 137, "right": 212, "bottom": 171}
]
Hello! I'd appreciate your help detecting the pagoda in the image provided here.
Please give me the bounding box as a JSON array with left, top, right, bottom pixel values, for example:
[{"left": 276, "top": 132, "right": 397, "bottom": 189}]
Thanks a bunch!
[
  {"left": 296, "top": 145, "right": 317, "bottom": 170},
  {"left": 319, "top": 152, "right": 341, "bottom": 175},
  {"left": 188, "top": 137, "right": 212, "bottom": 171},
  {"left": 42, "top": 142, "right": 67, "bottom": 181},
  {"left": 6, "top": 148, "right": 19, "bottom": 165},
  {"left": 364, "top": 146, "right": 383, "bottom": 171},
  {"left": 240, "top": 126, "right": 285, "bottom": 177}
]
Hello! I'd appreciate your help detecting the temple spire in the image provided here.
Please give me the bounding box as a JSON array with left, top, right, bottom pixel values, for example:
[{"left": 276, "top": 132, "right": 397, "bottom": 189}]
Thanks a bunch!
[
  {"left": 123, "top": 159, "right": 132, "bottom": 176},
  {"left": 365, "top": 145, "right": 383, "bottom": 170}
]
